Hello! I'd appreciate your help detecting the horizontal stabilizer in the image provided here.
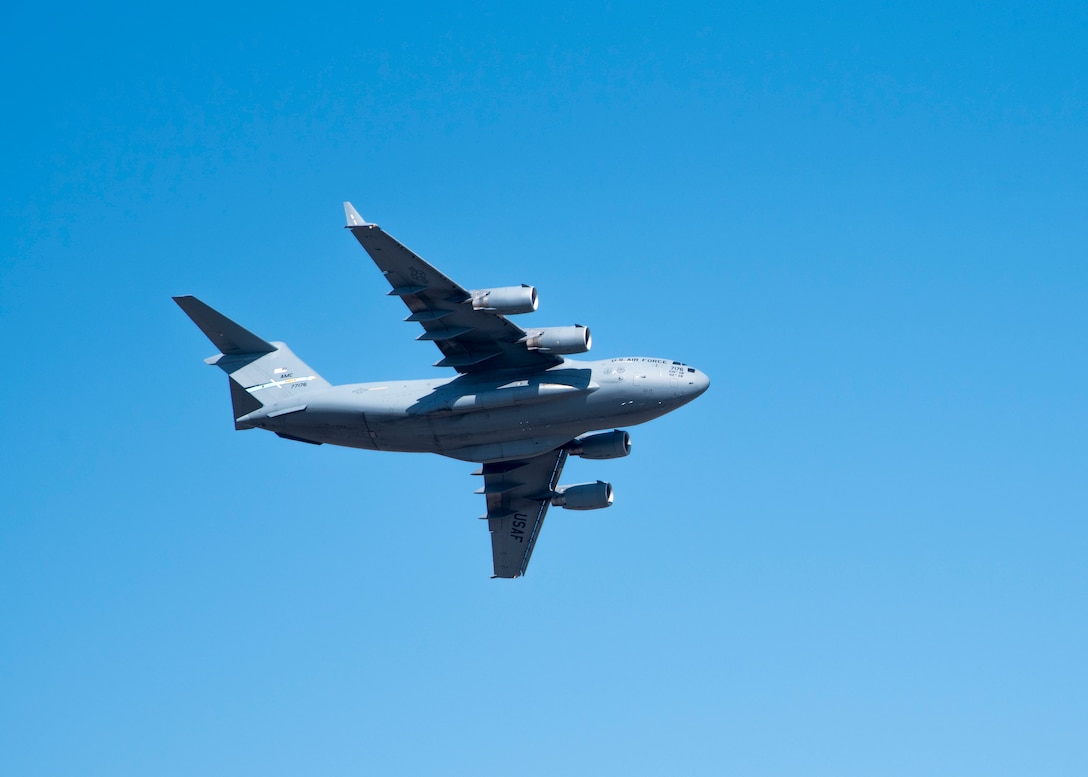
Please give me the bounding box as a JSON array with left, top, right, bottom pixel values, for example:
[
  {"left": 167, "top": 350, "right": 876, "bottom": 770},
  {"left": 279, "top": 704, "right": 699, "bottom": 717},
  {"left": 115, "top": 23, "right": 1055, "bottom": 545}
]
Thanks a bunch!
[{"left": 173, "top": 296, "right": 275, "bottom": 355}]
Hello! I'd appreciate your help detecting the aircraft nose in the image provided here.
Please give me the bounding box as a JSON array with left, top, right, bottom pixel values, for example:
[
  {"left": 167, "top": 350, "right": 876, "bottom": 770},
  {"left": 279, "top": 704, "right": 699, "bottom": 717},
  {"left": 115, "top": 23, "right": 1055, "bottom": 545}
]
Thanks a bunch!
[
  {"left": 692, "top": 368, "right": 710, "bottom": 397},
  {"left": 675, "top": 366, "right": 709, "bottom": 402}
]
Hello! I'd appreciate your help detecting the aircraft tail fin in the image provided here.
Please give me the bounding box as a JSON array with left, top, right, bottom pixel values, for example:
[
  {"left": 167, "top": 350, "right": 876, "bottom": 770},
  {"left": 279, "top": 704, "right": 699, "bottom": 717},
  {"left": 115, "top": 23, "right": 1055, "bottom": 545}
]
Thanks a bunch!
[{"left": 174, "top": 296, "right": 332, "bottom": 427}]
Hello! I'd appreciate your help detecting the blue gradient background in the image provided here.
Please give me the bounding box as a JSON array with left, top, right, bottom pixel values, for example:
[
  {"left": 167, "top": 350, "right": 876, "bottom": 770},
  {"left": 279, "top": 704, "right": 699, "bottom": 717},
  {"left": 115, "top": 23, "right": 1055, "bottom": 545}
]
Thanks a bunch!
[{"left": 2, "top": 3, "right": 1085, "bottom": 775}]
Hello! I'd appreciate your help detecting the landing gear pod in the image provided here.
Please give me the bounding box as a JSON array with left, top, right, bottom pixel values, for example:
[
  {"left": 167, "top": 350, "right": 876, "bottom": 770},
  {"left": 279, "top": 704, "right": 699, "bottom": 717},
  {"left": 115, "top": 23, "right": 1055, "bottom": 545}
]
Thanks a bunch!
[{"left": 552, "top": 481, "right": 614, "bottom": 510}]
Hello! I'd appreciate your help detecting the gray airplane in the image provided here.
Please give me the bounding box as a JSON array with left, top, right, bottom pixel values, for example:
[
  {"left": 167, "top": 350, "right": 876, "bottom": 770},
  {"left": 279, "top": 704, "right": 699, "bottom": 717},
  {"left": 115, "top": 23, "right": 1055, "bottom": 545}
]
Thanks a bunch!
[{"left": 175, "top": 203, "right": 709, "bottom": 577}]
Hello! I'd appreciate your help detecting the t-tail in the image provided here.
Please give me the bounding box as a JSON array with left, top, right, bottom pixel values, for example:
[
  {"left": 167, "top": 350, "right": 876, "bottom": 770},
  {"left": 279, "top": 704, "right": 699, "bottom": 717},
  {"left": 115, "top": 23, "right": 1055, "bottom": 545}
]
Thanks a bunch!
[{"left": 173, "top": 296, "right": 331, "bottom": 429}]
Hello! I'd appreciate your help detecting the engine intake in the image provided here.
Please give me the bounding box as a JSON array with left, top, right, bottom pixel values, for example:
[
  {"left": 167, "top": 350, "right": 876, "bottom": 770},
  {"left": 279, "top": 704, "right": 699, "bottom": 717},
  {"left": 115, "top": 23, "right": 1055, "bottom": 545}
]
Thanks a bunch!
[
  {"left": 471, "top": 285, "right": 538, "bottom": 314},
  {"left": 552, "top": 481, "right": 614, "bottom": 510},
  {"left": 524, "top": 325, "right": 591, "bottom": 354},
  {"left": 568, "top": 430, "right": 631, "bottom": 459}
]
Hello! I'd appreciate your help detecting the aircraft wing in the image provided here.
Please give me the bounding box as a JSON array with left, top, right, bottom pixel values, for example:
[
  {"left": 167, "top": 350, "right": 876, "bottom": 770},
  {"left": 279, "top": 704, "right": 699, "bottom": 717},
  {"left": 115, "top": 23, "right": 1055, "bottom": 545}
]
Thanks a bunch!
[
  {"left": 476, "top": 448, "right": 569, "bottom": 578},
  {"left": 344, "top": 203, "right": 562, "bottom": 373}
]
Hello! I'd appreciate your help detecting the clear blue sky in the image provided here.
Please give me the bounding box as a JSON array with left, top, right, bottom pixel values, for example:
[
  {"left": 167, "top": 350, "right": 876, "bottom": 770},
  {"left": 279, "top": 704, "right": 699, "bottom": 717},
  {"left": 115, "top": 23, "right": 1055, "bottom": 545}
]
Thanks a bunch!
[{"left": 2, "top": 2, "right": 1085, "bottom": 775}]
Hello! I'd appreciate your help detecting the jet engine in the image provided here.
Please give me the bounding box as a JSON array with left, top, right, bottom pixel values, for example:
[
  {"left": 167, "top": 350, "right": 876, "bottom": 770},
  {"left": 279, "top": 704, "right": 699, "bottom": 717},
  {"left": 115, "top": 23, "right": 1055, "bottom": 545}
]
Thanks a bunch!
[
  {"left": 568, "top": 430, "right": 631, "bottom": 460},
  {"left": 524, "top": 325, "right": 592, "bottom": 354},
  {"left": 551, "top": 481, "right": 614, "bottom": 510},
  {"left": 471, "top": 285, "right": 538, "bottom": 314}
]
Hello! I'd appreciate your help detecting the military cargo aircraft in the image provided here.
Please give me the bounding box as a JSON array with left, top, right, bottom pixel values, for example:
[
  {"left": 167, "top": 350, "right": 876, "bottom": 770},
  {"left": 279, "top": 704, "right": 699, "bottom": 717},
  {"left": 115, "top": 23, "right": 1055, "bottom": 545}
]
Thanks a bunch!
[{"left": 175, "top": 203, "right": 709, "bottom": 577}]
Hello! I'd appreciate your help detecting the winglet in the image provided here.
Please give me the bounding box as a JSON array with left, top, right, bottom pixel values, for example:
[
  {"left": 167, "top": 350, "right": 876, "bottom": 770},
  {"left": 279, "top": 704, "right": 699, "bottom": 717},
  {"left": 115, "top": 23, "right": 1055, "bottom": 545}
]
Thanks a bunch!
[{"left": 343, "top": 201, "right": 368, "bottom": 228}]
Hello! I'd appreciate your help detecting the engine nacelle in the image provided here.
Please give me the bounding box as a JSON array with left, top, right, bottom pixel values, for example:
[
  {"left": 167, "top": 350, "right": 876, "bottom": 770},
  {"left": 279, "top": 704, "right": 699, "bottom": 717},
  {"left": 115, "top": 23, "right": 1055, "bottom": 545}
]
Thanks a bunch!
[
  {"left": 524, "top": 325, "right": 592, "bottom": 354},
  {"left": 471, "top": 285, "right": 538, "bottom": 314},
  {"left": 551, "top": 481, "right": 614, "bottom": 510},
  {"left": 568, "top": 430, "right": 631, "bottom": 460}
]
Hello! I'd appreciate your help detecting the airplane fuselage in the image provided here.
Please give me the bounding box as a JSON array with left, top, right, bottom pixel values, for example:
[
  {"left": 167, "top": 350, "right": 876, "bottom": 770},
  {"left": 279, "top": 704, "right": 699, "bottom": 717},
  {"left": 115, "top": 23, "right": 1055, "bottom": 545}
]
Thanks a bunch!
[{"left": 240, "top": 356, "right": 710, "bottom": 462}]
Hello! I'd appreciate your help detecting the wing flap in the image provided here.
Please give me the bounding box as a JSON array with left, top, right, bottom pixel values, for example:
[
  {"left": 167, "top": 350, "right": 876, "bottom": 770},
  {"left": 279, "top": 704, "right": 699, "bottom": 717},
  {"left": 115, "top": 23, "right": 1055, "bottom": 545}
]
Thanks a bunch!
[
  {"left": 434, "top": 352, "right": 501, "bottom": 369},
  {"left": 416, "top": 326, "right": 474, "bottom": 341}
]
